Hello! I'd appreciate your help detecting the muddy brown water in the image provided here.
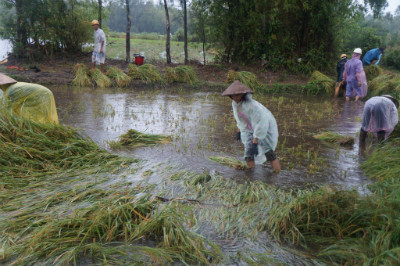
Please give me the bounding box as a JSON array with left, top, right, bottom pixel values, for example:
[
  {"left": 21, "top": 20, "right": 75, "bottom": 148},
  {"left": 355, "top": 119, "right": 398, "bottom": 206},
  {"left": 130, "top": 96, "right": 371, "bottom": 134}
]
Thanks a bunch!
[
  {"left": 53, "top": 86, "right": 368, "bottom": 190},
  {"left": 50, "top": 86, "right": 371, "bottom": 264}
]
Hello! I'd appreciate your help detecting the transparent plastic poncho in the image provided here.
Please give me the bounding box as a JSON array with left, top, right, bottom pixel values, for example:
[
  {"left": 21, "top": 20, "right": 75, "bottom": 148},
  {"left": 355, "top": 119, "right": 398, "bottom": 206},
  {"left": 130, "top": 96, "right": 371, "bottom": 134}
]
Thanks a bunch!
[
  {"left": 362, "top": 96, "right": 398, "bottom": 139},
  {"left": 232, "top": 94, "right": 278, "bottom": 164},
  {"left": 4, "top": 82, "right": 59, "bottom": 124}
]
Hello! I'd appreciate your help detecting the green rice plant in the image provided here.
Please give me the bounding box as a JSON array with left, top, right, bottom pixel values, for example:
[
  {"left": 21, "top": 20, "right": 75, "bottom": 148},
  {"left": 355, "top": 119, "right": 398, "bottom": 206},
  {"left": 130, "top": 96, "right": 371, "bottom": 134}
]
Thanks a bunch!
[
  {"left": 227, "top": 70, "right": 262, "bottom": 92},
  {"left": 306, "top": 71, "right": 335, "bottom": 95},
  {"left": 209, "top": 156, "right": 249, "bottom": 170},
  {"left": 106, "top": 66, "right": 132, "bottom": 87},
  {"left": 108, "top": 129, "right": 171, "bottom": 149},
  {"left": 89, "top": 68, "right": 112, "bottom": 88},
  {"left": 313, "top": 131, "right": 354, "bottom": 146},
  {"left": 164, "top": 66, "right": 197, "bottom": 85},
  {"left": 127, "top": 64, "right": 164, "bottom": 83},
  {"left": 72, "top": 63, "right": 92, "bottom": 87},
  {"left": 364, "top": 65, "right": 383, "bottom": 81}
]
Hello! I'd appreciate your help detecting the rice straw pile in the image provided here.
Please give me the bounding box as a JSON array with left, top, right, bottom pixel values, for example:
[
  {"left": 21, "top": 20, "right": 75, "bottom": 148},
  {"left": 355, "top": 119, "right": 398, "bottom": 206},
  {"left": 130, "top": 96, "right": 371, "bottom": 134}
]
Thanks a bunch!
[
  {"left": 368, "top": 73, "right": 400, "bottom": 96},
  {"left": 165, "top": 66, "right": 197, "bottom": 85},
  {"left": 89, "top": 68, "right": 112, "bottom": 88},
  {"left": 307, "top": 71, "right": 335, "bottom": 94},
  {"left": 72, "top": 63, "right": 92, "bottom": 87},
  {"left": 108, "top": 129, "right": 171, "bottom": 149},
  {"left": 209, "top": 156, "right": 249, "bottom": 170},
  {"left": 313, "top": 131, "right": 354, "bottom": 146},
  {"left": 364, "top": 65, "right": 383, "bottom": 81},
  {"left": 106, "top": 66, "right": 132, "bottom": 87},
  {"left": 227, "top": 70, "right": 262, "bottom": 92},
  {"left": 128, "top": 64, "right": 163, "bottom": 83}
]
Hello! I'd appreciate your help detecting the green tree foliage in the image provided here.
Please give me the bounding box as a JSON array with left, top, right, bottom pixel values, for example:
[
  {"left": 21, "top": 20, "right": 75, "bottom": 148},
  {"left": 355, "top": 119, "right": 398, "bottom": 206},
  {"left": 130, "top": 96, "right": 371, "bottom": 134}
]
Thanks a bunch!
[
  {"left": 0, "top": 0, "right": 98, "bottom": 58},
  {"left": 106, "top": 0, "right": 181, "bottom": 34}
]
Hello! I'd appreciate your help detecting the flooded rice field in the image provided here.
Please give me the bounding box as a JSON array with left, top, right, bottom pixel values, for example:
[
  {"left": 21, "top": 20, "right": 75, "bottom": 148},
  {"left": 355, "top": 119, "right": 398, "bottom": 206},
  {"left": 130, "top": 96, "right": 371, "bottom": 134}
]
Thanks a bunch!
[{"left": 53, "top": 86, "right": 368, "bottom": 190}]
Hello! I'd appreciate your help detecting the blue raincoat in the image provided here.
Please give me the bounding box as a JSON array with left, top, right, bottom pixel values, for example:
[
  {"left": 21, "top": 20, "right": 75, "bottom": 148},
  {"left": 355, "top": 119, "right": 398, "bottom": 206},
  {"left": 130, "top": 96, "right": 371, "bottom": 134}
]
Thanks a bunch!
[
  {"left": 232, "top": 94, "right": 278, "bottom": 164},
  {"left": 362, "top": 48, "right": 383, "bottom": 66}
]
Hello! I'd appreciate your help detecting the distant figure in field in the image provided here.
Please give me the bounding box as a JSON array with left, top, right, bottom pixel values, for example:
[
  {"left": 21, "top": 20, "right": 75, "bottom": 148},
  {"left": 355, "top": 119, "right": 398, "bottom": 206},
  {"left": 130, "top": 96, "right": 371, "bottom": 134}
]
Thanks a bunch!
[
  {"left": 91, "top": 20, "right": 106, "bottom": 73},
  {"left": 360, "top": 95, "right": 399, "bottom": 142},
  {"left": 335, "top": 54, "right": 348, "bottom": 98},
  {"left": 362, "top": 47, "right": 384, "bottom": 66},
  {"left": 342, "top": 48, "right": 368, "bottom": 101}
]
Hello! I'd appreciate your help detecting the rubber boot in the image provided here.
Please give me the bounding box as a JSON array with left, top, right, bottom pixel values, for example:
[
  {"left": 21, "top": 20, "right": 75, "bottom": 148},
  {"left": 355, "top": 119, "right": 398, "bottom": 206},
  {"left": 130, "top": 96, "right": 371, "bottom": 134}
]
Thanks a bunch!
[
  {"left": 377, "top": 131, "right": 386, "bottom": 142},
  {"left": 359, "top": 129, "right": 367, "bottom": 143}
]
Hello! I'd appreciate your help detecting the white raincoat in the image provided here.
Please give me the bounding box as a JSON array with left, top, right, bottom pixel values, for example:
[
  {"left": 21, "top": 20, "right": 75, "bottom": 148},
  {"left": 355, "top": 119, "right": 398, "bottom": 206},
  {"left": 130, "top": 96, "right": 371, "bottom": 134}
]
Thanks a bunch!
[{"left": 232, "top": 94, "right": 278, "bottom": 164}]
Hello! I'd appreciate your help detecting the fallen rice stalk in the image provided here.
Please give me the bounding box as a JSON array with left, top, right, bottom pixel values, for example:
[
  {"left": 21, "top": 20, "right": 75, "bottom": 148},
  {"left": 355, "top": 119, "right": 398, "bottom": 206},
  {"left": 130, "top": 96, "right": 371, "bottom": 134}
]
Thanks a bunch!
[
  {"left": 89, "top": 68, "right": 112, "bottom": 88},
  {"left": 313, "top": 131, "right": 354, "bottom": 146},
  {"left": 106, "top": 66, "right": 132, "bottom": 87},
  {"left": 108, "top": 129, "right": 171, "bottom": 149},
  {"left": 209, "top": 156, "right": 249, "bottom": 170},
  {"left": 72, "top": 63, "right": 92, "bottom": 87}
]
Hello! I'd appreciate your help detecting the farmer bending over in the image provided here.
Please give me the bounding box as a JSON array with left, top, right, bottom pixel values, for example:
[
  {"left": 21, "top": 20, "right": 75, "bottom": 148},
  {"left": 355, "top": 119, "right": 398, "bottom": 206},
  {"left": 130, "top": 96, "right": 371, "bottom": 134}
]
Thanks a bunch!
[
  {"left": 222, "top": 80, "right": 281, "bottom": 172},
  {"left": 92, "top": 20, "right": 106, "bottom": 73},
  {"left": 360, "top": 95, "right": 398, "bottom": 143},
  {"left": 362, "top": 47, "right": 384, "bottom": 66},
  {"left": 343, "top": 48, "right": 368, "bottom": 101},
  {"left": 0, "top": 73, "right": 58, "bottom": 124}
]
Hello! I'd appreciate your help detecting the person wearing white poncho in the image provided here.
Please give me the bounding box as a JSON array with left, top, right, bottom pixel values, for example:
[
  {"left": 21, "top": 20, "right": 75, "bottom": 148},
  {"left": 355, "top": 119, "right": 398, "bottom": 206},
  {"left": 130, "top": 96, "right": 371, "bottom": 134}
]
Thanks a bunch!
[
  {"left": 222, "top": 80, "right": 281, "bottom": 172},
  {"left": 360, "top": 95, "right": 399, "bottom": 142}
]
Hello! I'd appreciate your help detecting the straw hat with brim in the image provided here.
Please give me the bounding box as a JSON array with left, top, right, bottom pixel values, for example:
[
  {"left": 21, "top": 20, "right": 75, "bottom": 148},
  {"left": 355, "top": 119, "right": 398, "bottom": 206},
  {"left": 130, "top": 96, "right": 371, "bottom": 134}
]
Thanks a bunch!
[
  {"left": 0, "top": 73, "right": 17, "bottom": 86},
  {"left": 91, "top": 20, "right": 99, "bottom": 26},
  {"left": 382, "top": 95, "right": 399, "bottom": 109},
  {"left": 222, "top": 80, "right": 254, "bottom": 96}
]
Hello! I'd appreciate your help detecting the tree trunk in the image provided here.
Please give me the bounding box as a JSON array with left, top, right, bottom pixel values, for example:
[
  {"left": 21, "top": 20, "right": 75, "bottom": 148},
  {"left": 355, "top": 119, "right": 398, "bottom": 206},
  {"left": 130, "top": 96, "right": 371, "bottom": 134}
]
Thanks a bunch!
[
  {"left": 163, "top": 0, "right": 171, "bottom": 64},
  {"left": 98, "top": 0, "right": 102, "bottom": 28},
  {"left": 125, "top": 0, "right": 131, "bottom": 63},
  {"left": 202, "top": 27, "right": 206, "bottom": 65},
  {"left": 183, "top": 0, "right": 188, "bottom": 64},
  {"left": 15, "top": 0, "right": 27, "bottom": 48}
]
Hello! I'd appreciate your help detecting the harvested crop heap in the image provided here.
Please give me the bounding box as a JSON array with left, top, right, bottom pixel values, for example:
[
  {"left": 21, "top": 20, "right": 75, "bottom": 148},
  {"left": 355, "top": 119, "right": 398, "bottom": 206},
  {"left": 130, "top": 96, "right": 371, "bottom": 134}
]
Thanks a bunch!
[
  {"left": 128, "top": 64, "right": 164, "bottom": 83},
  {"left": 108, "top": 129, "right": 171, "bottom": 149},
  {"left": 209, "top": 156, "right": 249, "bottom": 170},
  {"left": 313, "top": 131, "right": 354, "bottom": 146},
  {"left": 88, "top": 68, "right": 112, "bottom": 88},
  {"left": 0, "top": 110, "right": 221, "bottom": 265},
  {"left": 106, "top": 66, "right": 132, "bottom": 87},
  {"left": 72, "top": 63, "right": 92, "bottom": 87},
  {"left": 369, "top": 72, "right": 400, "bottom": 97},
  {"left": 227, "top": 70, "right": 262, "bottom": 92},
  {"left": 364, "top": 65, "right": 383, "bottom": 81},
  {"left": 165, "top": 66, "right": 197, "bottom": 85},
  {"left": 306, "top": 71, "right": 335, "bottom": 95}
]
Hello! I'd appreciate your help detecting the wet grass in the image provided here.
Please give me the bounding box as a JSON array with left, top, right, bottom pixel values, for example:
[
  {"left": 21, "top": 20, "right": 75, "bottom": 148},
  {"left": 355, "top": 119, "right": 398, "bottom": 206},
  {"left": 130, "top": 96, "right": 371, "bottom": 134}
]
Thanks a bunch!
[
  {"left": 313, "top": 131, "right": 355, "bottom": 146},
  {"left": 209, "top": 156, "right": 250, "bottom": 170},
  {"left": 108, "top": 129, "right": 171, "bottom": 149}
]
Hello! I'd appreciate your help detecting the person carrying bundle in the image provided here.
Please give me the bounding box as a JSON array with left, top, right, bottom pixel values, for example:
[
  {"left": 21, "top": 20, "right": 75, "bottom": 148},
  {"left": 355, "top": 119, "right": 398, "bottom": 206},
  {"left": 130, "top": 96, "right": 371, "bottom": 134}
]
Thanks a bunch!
[
  {"left": 362, "top": 47, "right": 384, "bottom": 66},
  {"left": 360, "top": 95, "right": 398, "bottom": 143},
  {"left": 222, "top": 80, "right": 281, "bottom": 172},
  {"left": 342, "top": 48, "right": 368, "bottom": 101},
  {"left": 0, "top": 73, "right": 58, "bottom": 124},
  {"left": 335, "top": 54, "right": 348, "bottom": 98}
]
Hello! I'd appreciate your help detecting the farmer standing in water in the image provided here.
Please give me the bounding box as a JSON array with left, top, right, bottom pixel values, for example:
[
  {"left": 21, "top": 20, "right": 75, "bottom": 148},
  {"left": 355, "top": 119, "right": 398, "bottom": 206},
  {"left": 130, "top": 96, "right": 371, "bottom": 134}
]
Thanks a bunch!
[
  {"left": 342, "top": 48, "right": 368, "bottom": 102},
  {"left": 222, "top": 80, "right": 281, "bottom": 172},
  {"left": 91, "top": 20, "right": 106, "bottom": 73}
]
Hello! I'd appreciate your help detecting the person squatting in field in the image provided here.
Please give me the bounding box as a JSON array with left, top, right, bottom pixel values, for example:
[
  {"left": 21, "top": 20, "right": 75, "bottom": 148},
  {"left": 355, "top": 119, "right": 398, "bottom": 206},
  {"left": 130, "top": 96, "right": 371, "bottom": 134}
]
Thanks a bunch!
[{"left": 222, "top": 80, "right": 281, "bottom": 172}]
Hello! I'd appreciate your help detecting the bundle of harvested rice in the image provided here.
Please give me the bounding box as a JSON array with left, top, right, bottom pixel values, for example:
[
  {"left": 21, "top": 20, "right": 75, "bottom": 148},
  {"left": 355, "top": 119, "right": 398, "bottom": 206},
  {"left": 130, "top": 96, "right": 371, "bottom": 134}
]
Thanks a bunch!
[
  {"left": 72, "top": 63, "right": 92, "bottom": 87},
  {"left": 106, "top": 66, "right": 132, "bottom": 87},
  {"left": 313, "top": 131, "right": 354, "bottom": 146},
  {"left": 369, "top": 73, "right": 396, "bottom": 95},
  {"left": 128, "top": 64, "right": 163, "bottom": 83},
  {"left": 165, "top": 66, "right": 197, "bottom": 85},
  {"left": 226, "top": 70, "right": 262, "bottom": 92},
  {"left": 89, "top": 68, "right": 112, "bottom": 88},
  {"left": 307, "top": 71, "right": 335, "bottom": 95},
  {"left": 209, "top": 156, "right": 249, "bottom": 170},
  {"left": 364, "top": 65, "right": 382, "bottom": 81},
  {"left": 108, "top": 129, "right": 170, "bottom": 149}
]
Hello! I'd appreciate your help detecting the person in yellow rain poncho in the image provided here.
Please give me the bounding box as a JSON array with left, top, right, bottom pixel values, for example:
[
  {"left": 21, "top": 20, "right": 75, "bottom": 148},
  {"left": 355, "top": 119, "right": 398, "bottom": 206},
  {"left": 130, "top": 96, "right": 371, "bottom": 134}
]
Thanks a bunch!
[{"left": 0, "top": 73, "right": 58, "bottom": 124}]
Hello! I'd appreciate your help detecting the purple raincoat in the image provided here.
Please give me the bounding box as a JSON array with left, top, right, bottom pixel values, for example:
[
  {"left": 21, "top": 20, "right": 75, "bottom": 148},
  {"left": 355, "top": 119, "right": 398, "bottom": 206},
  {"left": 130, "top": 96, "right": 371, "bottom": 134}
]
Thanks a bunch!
[{"left": 344, "top": 54, "right": 368, "bottom": 98}]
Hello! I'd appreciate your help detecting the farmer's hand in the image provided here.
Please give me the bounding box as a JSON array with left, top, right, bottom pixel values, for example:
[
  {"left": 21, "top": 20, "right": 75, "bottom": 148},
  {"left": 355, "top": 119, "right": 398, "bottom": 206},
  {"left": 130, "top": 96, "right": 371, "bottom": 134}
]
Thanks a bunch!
[
  {"left": 249, "top": 143, "right": 258, "bottom": 157},
  {"left": 358, "top": 81, "right": 362, "bottom": 87},
  {"left": 236, "top": 131, "right": 241, "bottom": 141},
  {"left": 100, "top": 48, "right": 103, "bottom": 54},
  {"left": 253, "top": 138, "right": 258, "bottom": 144}
]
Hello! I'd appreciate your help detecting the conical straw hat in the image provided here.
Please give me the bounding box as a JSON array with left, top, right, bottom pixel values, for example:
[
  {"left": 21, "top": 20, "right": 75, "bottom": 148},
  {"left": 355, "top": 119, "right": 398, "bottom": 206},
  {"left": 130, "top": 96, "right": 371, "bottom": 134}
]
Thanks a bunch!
[
  {"left": 0, "top": 73, "right": 17, "bottom": 86},
  {"left": 222, "top": 80, "right": 253, "bottom": 96}
]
